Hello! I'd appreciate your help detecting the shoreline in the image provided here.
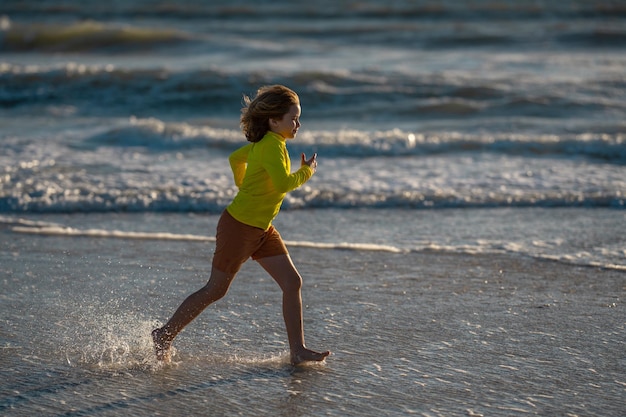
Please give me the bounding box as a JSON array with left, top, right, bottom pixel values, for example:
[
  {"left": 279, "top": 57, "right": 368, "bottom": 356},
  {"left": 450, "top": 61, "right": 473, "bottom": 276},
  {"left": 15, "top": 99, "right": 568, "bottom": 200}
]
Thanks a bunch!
[
  {"left": 1, "top": 211, "right": 624, "bottom": 416},
  {"left": 1, "top": 207, "right": 625, "bottom": 272}
]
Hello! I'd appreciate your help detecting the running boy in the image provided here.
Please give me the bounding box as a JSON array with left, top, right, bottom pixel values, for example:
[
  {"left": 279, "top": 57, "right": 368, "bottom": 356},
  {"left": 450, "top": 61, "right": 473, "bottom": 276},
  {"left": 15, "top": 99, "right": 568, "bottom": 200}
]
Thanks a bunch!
[{"left": 152, "top": 85, "right": 330, "bottom": 365}]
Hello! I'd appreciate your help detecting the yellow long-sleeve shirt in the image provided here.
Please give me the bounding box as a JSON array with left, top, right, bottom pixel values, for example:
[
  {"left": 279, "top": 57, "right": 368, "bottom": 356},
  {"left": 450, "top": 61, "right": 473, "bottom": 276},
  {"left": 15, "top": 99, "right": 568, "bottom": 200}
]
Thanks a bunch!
[{"left": 226, "top": 131, "right": 314, "bottom": 230}]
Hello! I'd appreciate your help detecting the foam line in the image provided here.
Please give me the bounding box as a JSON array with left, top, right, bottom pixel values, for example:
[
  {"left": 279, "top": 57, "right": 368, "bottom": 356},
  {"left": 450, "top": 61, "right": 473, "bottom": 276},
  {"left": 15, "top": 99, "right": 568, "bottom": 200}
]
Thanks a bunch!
[
  {"left": 9, "top": 224, "right": 404, "bottom": 253},
  {"left": 283, "top": 240, "right": 405, "bottom": 253},
  {"left": 8, "top": 219, "right": 625, "bottom": 270},
  {"left": 11, "top": 226, "right": 215, "bottom": 242}
]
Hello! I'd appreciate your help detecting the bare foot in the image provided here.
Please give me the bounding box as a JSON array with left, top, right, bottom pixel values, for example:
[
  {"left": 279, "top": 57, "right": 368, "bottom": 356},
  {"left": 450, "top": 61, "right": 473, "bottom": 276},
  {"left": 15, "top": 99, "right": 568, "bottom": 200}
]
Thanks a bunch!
[
  {"left": 291, "top": 348, "right": 330, "bottom": 366},
  {"left": 152, "top": 328, "right": 173, "bottom": 363}
]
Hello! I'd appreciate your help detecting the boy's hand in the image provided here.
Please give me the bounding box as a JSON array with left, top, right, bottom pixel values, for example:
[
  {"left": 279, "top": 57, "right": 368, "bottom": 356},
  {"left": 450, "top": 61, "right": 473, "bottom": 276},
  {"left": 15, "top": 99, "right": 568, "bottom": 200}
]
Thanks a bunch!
[{"left": 301, "top": 153, "right": 318, "bottom": 172}]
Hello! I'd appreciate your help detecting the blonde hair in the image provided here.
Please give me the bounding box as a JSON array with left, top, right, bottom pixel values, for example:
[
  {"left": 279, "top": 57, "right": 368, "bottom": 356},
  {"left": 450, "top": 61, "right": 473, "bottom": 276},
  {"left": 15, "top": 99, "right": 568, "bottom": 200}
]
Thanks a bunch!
[{"left": 240, "top": 85, "right": 300, "bottom": 143}]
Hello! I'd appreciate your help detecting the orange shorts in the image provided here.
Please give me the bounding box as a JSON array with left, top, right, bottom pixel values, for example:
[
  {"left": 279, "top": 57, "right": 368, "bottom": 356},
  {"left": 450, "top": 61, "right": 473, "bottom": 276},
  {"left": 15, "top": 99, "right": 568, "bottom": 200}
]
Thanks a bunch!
[{"left": 212, "top": 209, "right": 288, "bottom": 274}]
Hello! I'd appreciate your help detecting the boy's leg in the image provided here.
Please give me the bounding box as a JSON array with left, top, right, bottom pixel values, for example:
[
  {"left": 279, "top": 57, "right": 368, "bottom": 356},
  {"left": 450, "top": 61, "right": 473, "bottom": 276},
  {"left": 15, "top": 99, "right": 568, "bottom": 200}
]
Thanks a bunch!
[
  {"left": 256, "top": 254, "right": 330, "bottom": 365},
  {"left": 153, "top": 267, "right": 235, "bottom": 362}
]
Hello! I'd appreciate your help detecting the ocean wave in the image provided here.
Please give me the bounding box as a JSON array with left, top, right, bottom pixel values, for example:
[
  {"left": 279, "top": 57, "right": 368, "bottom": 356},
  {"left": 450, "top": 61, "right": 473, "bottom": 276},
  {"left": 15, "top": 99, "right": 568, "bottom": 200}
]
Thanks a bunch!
[
  {"left": 1, "top": 1, "right": 625, "bottom": 57},
  {"left": 2, "top": 62, "right": 623, "bottom": 129},
  {"left": 0, "top": 63, "right": 255, "bottom": 111},
  {"left": 1, "top": 182, "right": 623, "bottom": 214},
  {"left": 81, "top": 118, "right": 626, "bottom": 163},
  {"left": 3, "top": 1, "right": 626, "bottom": 21},
  {"left": 0, "top": 19, "right": 191, "bottom": 52},
  {"left": 296, "top": 189, "right": 625, "bottom": 209},
  {"left": 82, "top": 117, "right": 243, "bottom": 150}
]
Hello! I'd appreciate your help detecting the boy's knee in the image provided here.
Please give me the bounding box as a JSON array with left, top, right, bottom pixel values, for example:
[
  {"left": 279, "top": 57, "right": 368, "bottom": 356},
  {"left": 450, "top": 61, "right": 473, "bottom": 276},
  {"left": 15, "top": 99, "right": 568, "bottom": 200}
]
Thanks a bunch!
[
  {"left": 203, "top": 270, "right": 236, "bottom": 300},
  {"left": 201, "top": 280, "right": 230, "bottom": 301},
  {"left": 282, "top": 273, "right": 302, "bottom": 293}
]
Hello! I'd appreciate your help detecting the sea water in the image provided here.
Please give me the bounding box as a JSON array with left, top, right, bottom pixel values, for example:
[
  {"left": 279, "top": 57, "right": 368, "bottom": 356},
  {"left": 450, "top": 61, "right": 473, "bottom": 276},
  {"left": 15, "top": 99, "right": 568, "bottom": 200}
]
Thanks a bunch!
[
  {"left": 1, "top": 212, "right": 625, "bottom": 416},
  {"left": 1, "top": 0, "right": 624, "bottom": 269},
  {"left": 1, "top": 1, "right": 625, "bottom": 415}
]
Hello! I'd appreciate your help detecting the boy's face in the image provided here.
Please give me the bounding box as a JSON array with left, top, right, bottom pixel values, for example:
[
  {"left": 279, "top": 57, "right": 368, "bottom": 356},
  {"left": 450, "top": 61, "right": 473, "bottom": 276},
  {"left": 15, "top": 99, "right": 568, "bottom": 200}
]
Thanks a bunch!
[{"left": 270, "top": 104, "right": 301, "bottom": 140}]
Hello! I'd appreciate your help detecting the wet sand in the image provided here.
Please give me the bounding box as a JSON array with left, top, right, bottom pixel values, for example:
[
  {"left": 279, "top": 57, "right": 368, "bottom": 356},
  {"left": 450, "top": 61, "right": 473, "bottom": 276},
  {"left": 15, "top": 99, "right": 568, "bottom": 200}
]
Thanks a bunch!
[{"left": 1, "top": 221, "right": 624, "bottom": 416}]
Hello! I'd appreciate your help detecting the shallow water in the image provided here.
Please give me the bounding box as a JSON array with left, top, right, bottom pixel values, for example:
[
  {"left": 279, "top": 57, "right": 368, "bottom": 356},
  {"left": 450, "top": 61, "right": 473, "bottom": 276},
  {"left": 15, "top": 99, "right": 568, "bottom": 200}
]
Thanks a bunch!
[
  {"left": 3, "top": 206, "right": 625, "bottom": 270},
  {"left": 1, "top": 210, "right": 625, "bottom": 416}
]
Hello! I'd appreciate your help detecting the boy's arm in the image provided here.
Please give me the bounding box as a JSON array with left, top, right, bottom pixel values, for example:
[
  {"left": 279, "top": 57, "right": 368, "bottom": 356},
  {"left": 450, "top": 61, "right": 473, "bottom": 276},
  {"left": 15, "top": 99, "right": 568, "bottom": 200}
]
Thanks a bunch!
[
  {"left": 229, "top": 143, "right": 253, "bottom": 187},
  {"left": 262, "top": 142, "right": 313, "bottom": 193}
]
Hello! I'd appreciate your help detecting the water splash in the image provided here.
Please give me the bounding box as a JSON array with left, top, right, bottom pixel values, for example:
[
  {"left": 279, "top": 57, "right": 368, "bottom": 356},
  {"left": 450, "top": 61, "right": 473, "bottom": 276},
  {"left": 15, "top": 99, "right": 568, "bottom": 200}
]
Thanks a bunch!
[{"left": 59, "top": 305, "right": 163, "bottom": 372}]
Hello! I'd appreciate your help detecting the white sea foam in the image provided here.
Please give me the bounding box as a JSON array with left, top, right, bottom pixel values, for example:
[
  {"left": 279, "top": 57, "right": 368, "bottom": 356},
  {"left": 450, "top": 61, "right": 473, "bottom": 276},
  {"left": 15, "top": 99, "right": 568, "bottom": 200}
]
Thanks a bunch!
[
  {"left": 1, "top": 121, "right": 624, "bottom": 214},
  {"left": 6, "top": 211, "right": 625, "bottom": 272},
  {"left": 11, "top": 225, "right": 216, "bottom": 242},
  {"left": 8, "top": 222, "right": 401, "bottom": 253}
]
